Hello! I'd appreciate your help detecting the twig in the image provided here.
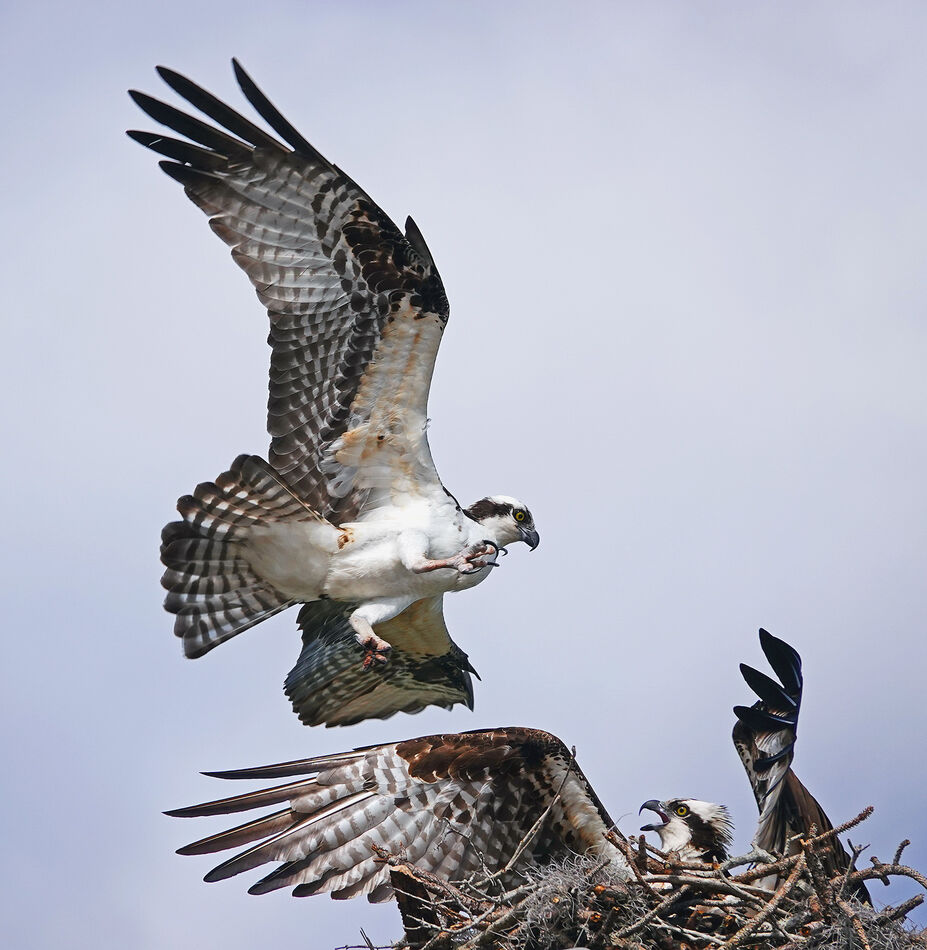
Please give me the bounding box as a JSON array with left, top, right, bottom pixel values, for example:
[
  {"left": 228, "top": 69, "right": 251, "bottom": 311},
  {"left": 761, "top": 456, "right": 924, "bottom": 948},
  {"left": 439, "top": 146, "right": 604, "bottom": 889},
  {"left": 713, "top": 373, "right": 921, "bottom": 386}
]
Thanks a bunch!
[
  {"left": 895, "top": 840, "right": 912, "bottom": 865},
  {"left": 720, "top": 851, "right": 807, "bottom": 948},
  {"left": 612, "top": 884, "right": 692, "bottom": 939},
  {"left": 837, "top": 898, "right": 872, "bottom": 950},
  {"left": 877, "top": 894, "right": 925, "bottom": 923}
]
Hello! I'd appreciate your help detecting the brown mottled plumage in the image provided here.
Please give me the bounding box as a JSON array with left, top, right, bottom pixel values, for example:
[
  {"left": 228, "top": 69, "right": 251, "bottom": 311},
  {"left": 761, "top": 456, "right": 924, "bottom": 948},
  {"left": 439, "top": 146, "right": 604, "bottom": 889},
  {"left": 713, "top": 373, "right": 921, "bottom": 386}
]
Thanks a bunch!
[{"left": 167, "top": 728, "right": 628, "bottom": 902}]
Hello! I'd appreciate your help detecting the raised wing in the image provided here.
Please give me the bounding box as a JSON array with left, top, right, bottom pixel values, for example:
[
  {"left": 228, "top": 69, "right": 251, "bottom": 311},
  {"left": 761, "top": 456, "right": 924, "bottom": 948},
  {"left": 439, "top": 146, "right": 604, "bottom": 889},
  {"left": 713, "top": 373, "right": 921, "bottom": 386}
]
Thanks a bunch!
[
  {"left": 129, "top": 62, "right": 450, "bottom": 522},
  {"left": 733, "top": 629, "right": 870, "bottom": 902},
  {"left": 285, "top": 596, "right": 478, "bottom": 727},
  {"left": 732, "top": 629, "right": 802, "bottom": 852},
  {"left": 166, "top": 728, "right": 625, "bottom": 901}
]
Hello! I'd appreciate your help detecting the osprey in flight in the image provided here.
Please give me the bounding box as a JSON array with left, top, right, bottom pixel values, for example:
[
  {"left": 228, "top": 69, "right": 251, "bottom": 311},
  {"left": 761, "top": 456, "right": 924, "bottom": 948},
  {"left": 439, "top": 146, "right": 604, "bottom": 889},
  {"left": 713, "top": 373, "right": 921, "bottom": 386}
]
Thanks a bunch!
[
  {"left": 129, "top": 63, "right": 539, "bottom": 727},
  {"left": 167, "top": 630, "right": 866, "bottom": 903}
]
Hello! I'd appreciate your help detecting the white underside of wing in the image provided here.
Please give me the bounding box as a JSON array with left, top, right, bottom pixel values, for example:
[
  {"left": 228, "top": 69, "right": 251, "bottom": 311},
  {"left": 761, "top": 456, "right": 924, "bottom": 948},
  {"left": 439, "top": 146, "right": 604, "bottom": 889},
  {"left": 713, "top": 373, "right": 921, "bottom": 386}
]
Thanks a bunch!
[
  {"left": 325, "top": 300, "right": 448, "bottom": 515},
  {"left": 546, "top": 763, "right": 623, "bottom": 863}
]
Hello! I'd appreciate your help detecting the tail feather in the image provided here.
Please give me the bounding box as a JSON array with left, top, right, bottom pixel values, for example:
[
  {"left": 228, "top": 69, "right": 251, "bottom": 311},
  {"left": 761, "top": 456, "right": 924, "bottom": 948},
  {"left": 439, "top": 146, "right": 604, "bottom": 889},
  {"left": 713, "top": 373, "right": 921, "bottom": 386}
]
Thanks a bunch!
[{"left": 161, "top": 454, "right": 318, "bottom": 658}]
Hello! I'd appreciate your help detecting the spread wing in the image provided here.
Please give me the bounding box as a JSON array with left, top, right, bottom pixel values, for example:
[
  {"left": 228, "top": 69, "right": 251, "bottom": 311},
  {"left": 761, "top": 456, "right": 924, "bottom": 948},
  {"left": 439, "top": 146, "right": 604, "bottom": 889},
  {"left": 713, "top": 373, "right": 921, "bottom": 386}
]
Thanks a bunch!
[
  {"left": 166, "top": 728, "right": 625, "bottom": 902},
  {"left": 285, "top": 596, "right": 478, "bottom": 727},
  {"left": 733, "top": 629, "right": 870, "bottom": 902},
  {"left": 129, "top": 62, "right": 450, "bottom": 523}
]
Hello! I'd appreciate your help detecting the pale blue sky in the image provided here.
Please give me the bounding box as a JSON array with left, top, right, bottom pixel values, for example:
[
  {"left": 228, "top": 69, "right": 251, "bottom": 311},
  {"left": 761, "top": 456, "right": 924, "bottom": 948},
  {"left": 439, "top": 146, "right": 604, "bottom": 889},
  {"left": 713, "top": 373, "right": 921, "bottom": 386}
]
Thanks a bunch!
[{"left": 2, "top": 2, "right": 926, "bottom": 947}]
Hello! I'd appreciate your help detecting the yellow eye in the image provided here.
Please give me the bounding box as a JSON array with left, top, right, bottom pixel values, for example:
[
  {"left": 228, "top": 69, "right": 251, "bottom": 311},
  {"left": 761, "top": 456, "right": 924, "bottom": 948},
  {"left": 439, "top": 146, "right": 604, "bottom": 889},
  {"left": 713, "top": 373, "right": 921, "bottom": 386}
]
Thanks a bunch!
[
  {"left": 674, "top": 804, "right": 689, "bottom": 817},
  {"left": 514, "top": 510, "right": 526, "bottom": 522}
]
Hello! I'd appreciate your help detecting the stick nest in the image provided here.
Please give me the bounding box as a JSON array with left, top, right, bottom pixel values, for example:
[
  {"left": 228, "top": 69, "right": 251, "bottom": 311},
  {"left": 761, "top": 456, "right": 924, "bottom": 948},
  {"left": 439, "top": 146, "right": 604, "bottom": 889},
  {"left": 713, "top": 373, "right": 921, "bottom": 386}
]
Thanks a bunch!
[{"left": 349, "top": 808, "right": 927, "bottom": 950}]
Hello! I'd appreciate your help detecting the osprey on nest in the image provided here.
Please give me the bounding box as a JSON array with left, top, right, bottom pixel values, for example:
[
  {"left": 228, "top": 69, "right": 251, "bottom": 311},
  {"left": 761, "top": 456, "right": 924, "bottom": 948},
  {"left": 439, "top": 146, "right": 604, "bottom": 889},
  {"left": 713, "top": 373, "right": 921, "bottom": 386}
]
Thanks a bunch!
[
  {"left": 166, "top": 631, "right": 868, "bottom": 903},
  {"left": 640, "top": 629, "right": 870, "bottom": 902},
  {"left": 128, "top": 63, "right": 539, "bottom": 728}
]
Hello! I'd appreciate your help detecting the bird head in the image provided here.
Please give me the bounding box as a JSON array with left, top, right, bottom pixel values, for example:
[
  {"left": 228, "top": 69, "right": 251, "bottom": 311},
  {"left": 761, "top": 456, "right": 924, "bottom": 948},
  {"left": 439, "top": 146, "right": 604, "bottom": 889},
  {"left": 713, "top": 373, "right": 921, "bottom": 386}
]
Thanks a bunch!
[
  {"left": 464, "top": 496, "right": 539, "bottom": 550},
  {"left": 639, "top": 798, "right": 733, "bottom": 862}
]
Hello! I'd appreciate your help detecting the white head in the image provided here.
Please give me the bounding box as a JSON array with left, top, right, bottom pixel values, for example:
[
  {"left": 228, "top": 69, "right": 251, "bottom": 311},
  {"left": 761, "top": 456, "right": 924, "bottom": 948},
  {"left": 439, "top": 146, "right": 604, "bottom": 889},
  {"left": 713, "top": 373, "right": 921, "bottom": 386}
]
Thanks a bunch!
[
  {"left": 464, "top": 495, "right": 539, "bottom": 550},
  {"left": 639, "top": 798, "right": 734, "bottom": 862}
]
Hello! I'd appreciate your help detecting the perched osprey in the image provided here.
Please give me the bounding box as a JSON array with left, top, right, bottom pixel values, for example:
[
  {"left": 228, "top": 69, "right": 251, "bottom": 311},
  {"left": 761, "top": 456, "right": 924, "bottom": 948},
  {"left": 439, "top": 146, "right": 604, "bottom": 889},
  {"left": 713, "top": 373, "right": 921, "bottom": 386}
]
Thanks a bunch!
[
  {"left": 638, "top": 799, "right": 734, "bottom": 863},
  {"left": 129, "top": 63, "right": 539, "bottom": 727},
  {"left": 640, "top": 630, "right": 870, "bottom": 901},
  {"left": 166, "top": 727, "right": 629, "bottom": 901}
]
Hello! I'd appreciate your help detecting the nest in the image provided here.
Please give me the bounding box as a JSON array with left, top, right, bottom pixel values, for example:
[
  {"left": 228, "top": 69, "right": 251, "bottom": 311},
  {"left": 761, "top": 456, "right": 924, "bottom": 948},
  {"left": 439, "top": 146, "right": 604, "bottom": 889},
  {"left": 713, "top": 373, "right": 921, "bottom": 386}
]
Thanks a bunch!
[{"left": 344, "top": 808, "right": 927, "bottom": 950}]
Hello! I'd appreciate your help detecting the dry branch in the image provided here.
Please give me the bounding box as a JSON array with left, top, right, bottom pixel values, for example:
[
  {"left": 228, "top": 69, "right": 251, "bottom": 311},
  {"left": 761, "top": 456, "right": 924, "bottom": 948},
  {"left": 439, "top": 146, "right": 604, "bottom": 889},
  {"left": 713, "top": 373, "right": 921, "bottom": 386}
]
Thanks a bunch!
[{"left": 378, "top": 807, "right": 927, "bottom": 950}]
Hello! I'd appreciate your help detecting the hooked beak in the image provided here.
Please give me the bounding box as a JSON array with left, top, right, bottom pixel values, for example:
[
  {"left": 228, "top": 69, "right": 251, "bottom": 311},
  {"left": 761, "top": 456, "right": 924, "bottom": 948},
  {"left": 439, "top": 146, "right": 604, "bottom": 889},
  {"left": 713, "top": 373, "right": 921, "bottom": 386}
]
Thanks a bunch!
[
  {"left": 519, "top": 526, "right": 540, "bottom": 551},
  {"left": 639, "top": 800, "right": 668, "bottom": 832}
]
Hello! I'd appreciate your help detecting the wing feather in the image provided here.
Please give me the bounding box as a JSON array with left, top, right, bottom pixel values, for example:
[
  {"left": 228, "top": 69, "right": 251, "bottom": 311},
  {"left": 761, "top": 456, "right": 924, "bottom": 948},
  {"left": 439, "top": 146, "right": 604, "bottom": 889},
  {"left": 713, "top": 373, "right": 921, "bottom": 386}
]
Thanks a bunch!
[
  {"left": 285, "top": 597, "right": 476, "bottom": 727},
  {"left": 733, "top": 630, "right": 871, "bottom": 902},
  {"left": 168, "top": 728, "right": 626, "bottom": 902},
  {"left": 129, "top": 63, "right": 450, "bottom": 521}
]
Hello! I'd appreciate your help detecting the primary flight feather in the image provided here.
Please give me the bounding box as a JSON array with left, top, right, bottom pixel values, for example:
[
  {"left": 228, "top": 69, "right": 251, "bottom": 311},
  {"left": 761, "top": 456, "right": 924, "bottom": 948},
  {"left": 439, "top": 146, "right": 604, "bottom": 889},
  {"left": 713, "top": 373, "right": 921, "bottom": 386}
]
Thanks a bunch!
[
  {"left": 167, "top": 726, "right": 629, "bottom": 902},
  {"left": 129, "top": 61, "right": 539, "bottom": 727}
]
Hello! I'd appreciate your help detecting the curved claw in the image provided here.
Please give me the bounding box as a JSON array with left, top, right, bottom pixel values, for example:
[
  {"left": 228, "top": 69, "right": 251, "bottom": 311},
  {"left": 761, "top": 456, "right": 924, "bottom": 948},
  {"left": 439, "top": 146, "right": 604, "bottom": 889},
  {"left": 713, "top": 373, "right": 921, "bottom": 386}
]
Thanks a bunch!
[
  {"left": 480, "top": 540, "right": 507, "bottom": 557},
  {"left": 462, "top": 561, "right": 498, "bottom": 574}
]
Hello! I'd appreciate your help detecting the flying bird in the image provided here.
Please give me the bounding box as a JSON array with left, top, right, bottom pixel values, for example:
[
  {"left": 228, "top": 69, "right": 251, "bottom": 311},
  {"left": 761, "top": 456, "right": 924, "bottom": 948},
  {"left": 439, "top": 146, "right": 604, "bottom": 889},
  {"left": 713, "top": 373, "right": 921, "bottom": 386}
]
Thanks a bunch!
[
  {"left": 128, "top": 62, "right": 539, "bottom": 727},
  {"left": 639, "top": 629, "right": 870, "bottom": 901},
  {"left": 166, "top": 727, "right": 630, "bottom": 902}
]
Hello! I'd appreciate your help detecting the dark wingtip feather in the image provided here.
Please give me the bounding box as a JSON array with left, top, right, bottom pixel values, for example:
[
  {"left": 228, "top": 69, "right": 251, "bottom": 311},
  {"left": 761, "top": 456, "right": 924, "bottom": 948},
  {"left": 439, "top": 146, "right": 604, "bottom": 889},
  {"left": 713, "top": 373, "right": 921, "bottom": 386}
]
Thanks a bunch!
[
  {"left": 231, "top": 58, "right": 321, "bottom": 159},
  {"left": 155, "top": 64, "right": 282, "bottom": 151},
  {"left": 203, "top": 862, "right": 238, "bottom": 884},
  {"left": 176, "top": 841, "right": 209, "bottom": 856},
  {"left": 740, "top": 662, "right": 798, "bottom": 711},
  {"left": 127, "top": 129, "right": 227, "bottom": 170},
  {"left": 158, "top": 159, "right": 216, "bottom": 189},
  {"left": 155, "top": 64, "right": 181, "bottom": 84},
  {"left": 127, "top": 89, "right": 153, "bottom": 111},
  {"left": 202, "top": 759, "right": 317, "bottom": 780},
  {"left": 733, "top": 703, "right": 795, "bottom": 733},
  {"left": 759, "top": 628, "right": 803, "bottom": 696}
]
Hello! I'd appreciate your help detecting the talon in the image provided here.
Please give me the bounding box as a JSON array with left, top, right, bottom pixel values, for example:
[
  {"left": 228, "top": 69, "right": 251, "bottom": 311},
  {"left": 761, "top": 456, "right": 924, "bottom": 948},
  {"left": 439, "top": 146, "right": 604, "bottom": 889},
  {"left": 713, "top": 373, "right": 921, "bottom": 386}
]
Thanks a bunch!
[
  {"left": 480, "top": 540, "right": 499, "bottom": 556},
  {"left": 359, "top": 638, "right": 392, "bottom": 671}
]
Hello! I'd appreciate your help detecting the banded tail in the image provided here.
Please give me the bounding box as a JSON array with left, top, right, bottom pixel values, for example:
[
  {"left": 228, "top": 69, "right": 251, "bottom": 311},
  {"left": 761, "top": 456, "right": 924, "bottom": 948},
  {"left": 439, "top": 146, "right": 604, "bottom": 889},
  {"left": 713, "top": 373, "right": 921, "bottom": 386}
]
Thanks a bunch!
[{"left": 161, "top": 454, "right": 320, "bottom": 658}]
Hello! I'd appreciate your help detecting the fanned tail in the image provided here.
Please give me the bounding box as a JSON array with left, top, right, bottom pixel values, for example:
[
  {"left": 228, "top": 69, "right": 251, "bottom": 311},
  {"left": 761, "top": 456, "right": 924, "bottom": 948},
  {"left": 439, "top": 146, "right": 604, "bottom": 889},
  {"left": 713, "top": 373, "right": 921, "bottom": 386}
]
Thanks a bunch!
[{"left": 161, "top": 454, "right": 319, "bottom": 657}]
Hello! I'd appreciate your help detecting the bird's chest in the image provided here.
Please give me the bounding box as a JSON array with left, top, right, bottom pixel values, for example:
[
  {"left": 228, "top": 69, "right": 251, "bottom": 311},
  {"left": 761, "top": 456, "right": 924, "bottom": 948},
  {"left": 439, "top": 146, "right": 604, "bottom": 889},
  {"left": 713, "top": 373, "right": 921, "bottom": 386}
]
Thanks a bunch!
[{"left": 323, "top": 505, "right": 475, "bottom": 599}]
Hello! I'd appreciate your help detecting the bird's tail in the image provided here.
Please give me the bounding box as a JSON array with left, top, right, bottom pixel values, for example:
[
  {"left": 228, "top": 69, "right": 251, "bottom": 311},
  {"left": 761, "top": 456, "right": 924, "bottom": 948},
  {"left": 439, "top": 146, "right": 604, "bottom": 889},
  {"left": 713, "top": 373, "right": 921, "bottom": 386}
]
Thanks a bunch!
[{"left": 160, "top": 454, "right": 318, "bottom": 658}]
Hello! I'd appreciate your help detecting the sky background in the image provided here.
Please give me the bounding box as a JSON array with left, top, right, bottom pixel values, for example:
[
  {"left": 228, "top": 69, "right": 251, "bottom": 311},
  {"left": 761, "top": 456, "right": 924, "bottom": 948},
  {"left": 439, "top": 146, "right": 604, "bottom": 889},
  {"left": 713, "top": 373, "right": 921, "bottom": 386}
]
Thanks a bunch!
[{"left": 2, "top": 2, "right": 926, "bottom": 947}]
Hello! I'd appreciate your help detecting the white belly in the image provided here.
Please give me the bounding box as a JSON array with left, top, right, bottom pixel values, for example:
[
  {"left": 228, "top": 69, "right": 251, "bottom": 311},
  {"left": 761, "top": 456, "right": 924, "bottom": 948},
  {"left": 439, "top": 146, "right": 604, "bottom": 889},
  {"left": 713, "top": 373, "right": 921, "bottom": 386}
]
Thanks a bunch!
[
  {"left": 322, "top": 514, "right": 487, "bottom": 601},
  {"left": 244, "top": 504, "right": 488, "bottom": 603}
]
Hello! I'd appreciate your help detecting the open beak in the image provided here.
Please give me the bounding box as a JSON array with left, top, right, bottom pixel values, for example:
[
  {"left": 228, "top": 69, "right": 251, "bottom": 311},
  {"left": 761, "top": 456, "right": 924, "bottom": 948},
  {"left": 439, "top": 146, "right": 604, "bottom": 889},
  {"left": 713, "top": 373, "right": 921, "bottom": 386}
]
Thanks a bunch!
[
  {"left": 639, "top": 800, "right": 669, "bottom": 832},
  {"left": 519, "top": 526, "right": 540, "bottom": 551}
]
